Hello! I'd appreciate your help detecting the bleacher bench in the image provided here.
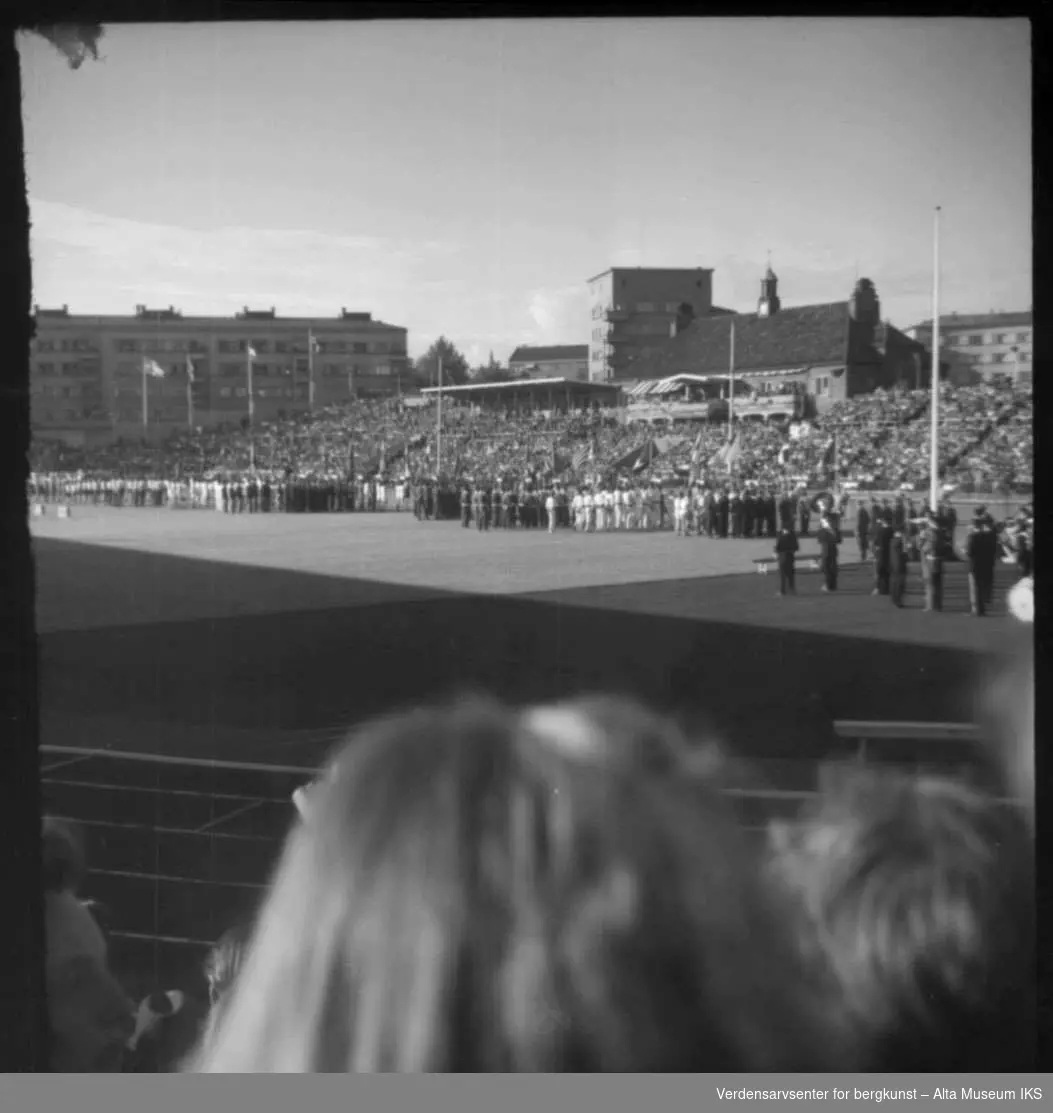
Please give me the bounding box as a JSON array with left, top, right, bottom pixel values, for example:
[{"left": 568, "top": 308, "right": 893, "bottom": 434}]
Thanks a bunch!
[
  {"left": 753, "top": 552, "right": 821, "bottom": 575},
  {"left": 832, "top": 720, "right": 981, "bottom": 763}
]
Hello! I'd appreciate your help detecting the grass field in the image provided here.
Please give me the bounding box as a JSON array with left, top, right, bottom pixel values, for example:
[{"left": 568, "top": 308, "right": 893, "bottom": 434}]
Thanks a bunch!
[{"left": 32, "top": 505, "right": 1024, "bottom": 998}]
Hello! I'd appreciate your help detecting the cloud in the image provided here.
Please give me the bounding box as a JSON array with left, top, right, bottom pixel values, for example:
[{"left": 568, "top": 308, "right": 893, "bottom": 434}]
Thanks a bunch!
[
  {"left": 526, "top": 283, "right": 588, "bottom": 342},
  {"left": 28, "top": 198, "right": 456, "bottom": 317}
]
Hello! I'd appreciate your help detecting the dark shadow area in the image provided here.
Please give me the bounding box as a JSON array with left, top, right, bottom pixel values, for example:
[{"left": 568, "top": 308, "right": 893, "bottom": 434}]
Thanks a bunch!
[{"left": 36, "top": 536, "right": 1018, "bottom": 768}]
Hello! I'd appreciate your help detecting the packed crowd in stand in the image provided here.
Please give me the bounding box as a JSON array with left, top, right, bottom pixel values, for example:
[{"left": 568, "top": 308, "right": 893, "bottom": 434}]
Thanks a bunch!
[{"left": 29, "top": 380, "right": 1032, "bottom": 503}]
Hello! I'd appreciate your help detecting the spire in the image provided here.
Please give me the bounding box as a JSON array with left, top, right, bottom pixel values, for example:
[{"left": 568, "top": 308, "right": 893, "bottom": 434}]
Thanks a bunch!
[{"left": 758, "top": 255, "right": 780, "bottom": 318}]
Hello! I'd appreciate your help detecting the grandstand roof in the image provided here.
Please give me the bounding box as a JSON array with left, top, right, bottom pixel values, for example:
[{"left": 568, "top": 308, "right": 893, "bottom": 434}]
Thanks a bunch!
[
  {"left": 641, "top": 301, "right": 849, "bottom": 380},
  {"left": 508, "top": 345, "right": 589, "bottom": 364},
  {"left": 420, "top": 377, "right": 620, "bottom": 401}
]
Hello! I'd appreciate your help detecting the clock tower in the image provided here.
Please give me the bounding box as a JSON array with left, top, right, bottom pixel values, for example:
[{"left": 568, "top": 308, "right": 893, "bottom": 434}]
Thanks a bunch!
[{"left": 757, "top": 262, "right": 780, "bottom": 318}]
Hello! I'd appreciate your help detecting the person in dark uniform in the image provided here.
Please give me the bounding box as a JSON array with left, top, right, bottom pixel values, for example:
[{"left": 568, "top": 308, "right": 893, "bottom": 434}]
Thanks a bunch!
[
  {"left": 774, "top": 523, "right": 799, "bottom": 597},
  {"left": 461, "top": 485, "right": 472, "bottom": 529},
  {"left": 893, "top": 496, "right": 907, "bottom": 532},
  {"left": 920, "top": 513, "right": 944, "bottom": 612},
  {"left": 765, "top": 490, "right": 778, "bottom": 538},
  {"left": 717, "top": 489, "right": 729, "bottom": 539},
  {"left": 481, "top": 486, "right": 492, "bottom": 531},
  {"left": 967, "top": 512, "right": 999, "bottom": 617},
  {"left": 856, "top": 500, "right": 871, "bottom": 561},
  {"left": 742, "top": 489, "right": 756, "bottom": 538},
  {"left": 424, "top": 481, "right": 434, "bottom": 521},
  {"left": 261, "top": 476, "right": 272, "bottom": 513},
  {"left": 472, "top": 486, "right": 483, "bottom": 531},
  {"left": 871, "top": 514, "right": 893, "bottom": 596},
  {"left": 817, "top": 514, "right": 840, "bottom": 593},
  {"left": 247, "top": 475, "right": 259, "bottom": 513},
  {"left": 889, "top": 526, "right": 908, "bottom": 607},
  {"left": 729, "top": 490, "right": 742, "bottom": 539},
  {"left": 703, "top": 488, "right": 717, "bottom": 538},
  {"left": 508, "top": 488, "right": 519, "bottom": 529}
]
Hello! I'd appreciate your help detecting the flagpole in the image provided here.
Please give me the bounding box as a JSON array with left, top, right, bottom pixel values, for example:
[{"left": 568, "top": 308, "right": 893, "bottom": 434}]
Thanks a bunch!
[
  {"left": 247, "top": 345, "right": 256, "bottom": 473},
  {"left": 308, "top": 327, "right": 315, "bottom": 412},
  {"left": 187, "top": 372, "right": 194, "bottom": 431},
  {"left": 929, "top": 206, "right": 941, "bottom": 513},
  {"left": 141, "top": 360, "right": 148, "bottom": 430},
  {"left": 727, "top": 318, "right": 736, "bottom": 443},
  {"left": 436, "top": 355, "right": 443, "bottom": 477}
]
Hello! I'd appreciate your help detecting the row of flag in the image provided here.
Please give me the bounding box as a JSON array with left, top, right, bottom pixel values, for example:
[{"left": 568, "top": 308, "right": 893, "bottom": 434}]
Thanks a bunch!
[{"left": 142, "top": 334, "right": 321, "bottom": 382}]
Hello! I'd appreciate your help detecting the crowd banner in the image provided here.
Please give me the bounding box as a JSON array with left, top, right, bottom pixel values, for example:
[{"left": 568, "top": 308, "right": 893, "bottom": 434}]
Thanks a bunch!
[{"left": 0, "top": 1074, "right": 1048, "bottom": 1113}]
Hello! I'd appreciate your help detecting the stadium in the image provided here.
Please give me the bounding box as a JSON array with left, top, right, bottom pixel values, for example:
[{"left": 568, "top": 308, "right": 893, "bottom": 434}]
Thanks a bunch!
[{"left": 31, "top": 375, "right": 1033, "bottom": 1006}]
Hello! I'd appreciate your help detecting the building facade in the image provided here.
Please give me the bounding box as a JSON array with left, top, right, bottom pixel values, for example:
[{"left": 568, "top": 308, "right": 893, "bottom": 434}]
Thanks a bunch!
[
  {"left": 586, "top": 267, "right": 733, "bottom": 384},
  {"left": 903, "top": 311, "right": 1032, "bottom": 386},
  {"left": 507, "top": 345, "right": 589, "bottom": 381},
  {"left": 30, "top": 305, "right": 410, "bottom": 445},
  {"left": 636, "top": 273, "right": 928, "bottom": 417}
]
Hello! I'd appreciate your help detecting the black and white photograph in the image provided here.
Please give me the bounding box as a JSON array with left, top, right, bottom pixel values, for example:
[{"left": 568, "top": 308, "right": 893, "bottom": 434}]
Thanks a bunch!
[{"left": 6, "top": 15, "right": 1037, "bottom": 1078}]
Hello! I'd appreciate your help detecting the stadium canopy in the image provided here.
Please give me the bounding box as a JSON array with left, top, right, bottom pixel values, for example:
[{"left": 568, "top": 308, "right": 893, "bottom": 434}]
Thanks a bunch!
[
  {"left": 419, "top": 377, "right": 622, "bottom": 407},
  {"left": 627, "top": 373, "right": 748, "bottom": 399}
]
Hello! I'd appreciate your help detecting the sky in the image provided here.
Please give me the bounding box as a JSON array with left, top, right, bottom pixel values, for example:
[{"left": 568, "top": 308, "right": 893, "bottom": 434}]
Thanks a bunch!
[{"left": 19, "top": 18, "right": 1031, "bottom": 364}]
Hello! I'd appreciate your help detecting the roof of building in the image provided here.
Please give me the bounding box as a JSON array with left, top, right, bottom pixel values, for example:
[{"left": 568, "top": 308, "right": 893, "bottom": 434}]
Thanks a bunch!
[
  {"left": 644, "top": 300, "right": 850, "bottom": 379},
  {"left": 420, "top": 377, "right": 620, "bottom": 399},
  {"left": 909, "top": 310, "right": 1033, "bottom": 331},
  {"left": 508, "top": 345, "right": 589, "bottom": 364},
  {"left": 586, "top": 265, "right": 715, "bottom": 283}
]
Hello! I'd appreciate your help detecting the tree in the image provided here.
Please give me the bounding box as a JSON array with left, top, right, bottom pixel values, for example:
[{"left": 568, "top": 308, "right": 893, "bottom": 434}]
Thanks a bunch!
[
  {"left": 414, "top": 336, "right": 470, "bottom": 387},
  {"left": 30, "top": 24, "right": 105, "bottom": 69},
  {"left": 470, "top": 350, "right": 513, "bottom": 384}
]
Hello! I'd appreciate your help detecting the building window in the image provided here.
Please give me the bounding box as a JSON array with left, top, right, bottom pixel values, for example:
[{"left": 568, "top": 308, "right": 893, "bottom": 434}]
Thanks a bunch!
[
  {"left": 352, "top": 342, "right": 367, "bottom": 354},
  {"left": 251, "top": 340, "right": 269, "bottom": 353},
  {"left": 116, "top": 339, "right": 138, "bottom": 352},
  {"left": 967, "top": 334, "right": 983, "bottom": 345},
  {"left": 220, "top": 362, "right": 242, "bottom": 376},
  {"left": 219, "top": 387, "right": 232, "bottom": 398},
  {"left": 636, "top": 302, "right": 655, "bottom": 313},
  {"left": 37, "top": 362, "right": 54, "bottom": 374},
  {"left": 218, "top": 340, "right": 238, "bottom": 353},
  {"left": 36, "top": 339, "right": 55, "bottom": 352},
  {"left": 1016, "top": 332, "right": 1029, "bottom": 343},
  {"left": 274, "top": 341, "right": 289, "bottom": 353},
  {"left": 234, "top": 386, "right": 247, "bottom": 397}
]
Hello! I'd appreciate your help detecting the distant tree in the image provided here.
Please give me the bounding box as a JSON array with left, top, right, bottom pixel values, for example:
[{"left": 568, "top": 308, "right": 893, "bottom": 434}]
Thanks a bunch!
[
  {"left": 29, "top": 24, "right": 105, "bottom": 69},
  {"left": 414, "top": 337, "right": 471, "bottom": 387},
  {"left": 471, "top": 351, "right": 513, "bottom": 384}
]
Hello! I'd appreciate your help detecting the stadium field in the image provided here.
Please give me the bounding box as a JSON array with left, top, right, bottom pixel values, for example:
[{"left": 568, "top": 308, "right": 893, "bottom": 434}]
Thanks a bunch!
[{"left": 31, "top": 506, "right": 1024, "bottom": 997}]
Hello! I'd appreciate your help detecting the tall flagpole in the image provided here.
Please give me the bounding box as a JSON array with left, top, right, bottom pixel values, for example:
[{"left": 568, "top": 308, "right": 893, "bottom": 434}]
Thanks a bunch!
[
  {"left": 247, "top": 345, "right": 256, "bottom": 472},
  {"left": 929, "top": 206, "right": 941, "bottom": 513},
  {"left": 141, "top": 360, "right": 148, "bottom": 430},
  {"left": 727, "top": 317, "right": 736, "bottom": 443},
  {"left": 436, "top": 355, "right": 443, "bottom": 477},
  {"left": 308, "top": 327, "right": 316, "bottom": 412},
  {"left": 186, "top": 361, "right": 194, "bottom": 431}
]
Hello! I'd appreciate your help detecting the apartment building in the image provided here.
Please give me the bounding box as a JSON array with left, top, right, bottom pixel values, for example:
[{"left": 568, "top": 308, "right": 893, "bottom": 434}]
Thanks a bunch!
[
  {"left": 904, "top": 310, "right": 1032, "bottom": 386},
  {"left": 586, "top": 266, "right": 734, "bottom": 383},
  {"left": 30, "top": 305, "right": 410, "bottom": 445}
]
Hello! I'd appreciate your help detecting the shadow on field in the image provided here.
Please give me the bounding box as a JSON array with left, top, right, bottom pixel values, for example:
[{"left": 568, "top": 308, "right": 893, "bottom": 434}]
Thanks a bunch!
[{"left": 35, "top": 536, "right": 1010, "bottom": 766}]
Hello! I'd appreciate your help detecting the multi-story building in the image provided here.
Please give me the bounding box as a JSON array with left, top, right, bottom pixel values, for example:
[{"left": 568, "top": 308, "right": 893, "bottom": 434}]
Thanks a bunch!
[
  {"left": 30, "top": 305, "right": 410, "bottom": 445},
  {"left": 638, "top": 272, "right": 928, "bottom": 417},
  {"left": 507, "top": 345, "right": 589, "bottom": 381},
  {"left": 903, "top": 311, "right": 1032, "bottom": 386},
  {"left": 586, "top": 266, "right": 734, "bottom": 383}
]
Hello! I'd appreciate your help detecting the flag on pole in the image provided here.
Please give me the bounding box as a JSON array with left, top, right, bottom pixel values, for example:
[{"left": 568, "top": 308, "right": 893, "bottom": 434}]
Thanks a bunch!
[
  {"left": 247, "top": 346, "right": 257, "bottom": 359},
  {"left": 142, "top": 358, "right": 166, "bottom": 378},
  {"left": 185, "top": 355, "right": 196, "bottom": 382},
  {"left": 572, "top": 444, "right": 590, "bottom": 470}
]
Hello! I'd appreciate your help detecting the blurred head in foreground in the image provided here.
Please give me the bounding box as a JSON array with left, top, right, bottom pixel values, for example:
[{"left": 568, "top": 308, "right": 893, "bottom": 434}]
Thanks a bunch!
[
  {"left": 43, "top": 817, "right": 136, "bottom": 1071},
  {"left": 191, "top": 695, "right": 845, "bottom": 1073},
  {"left": 768, "top": 764, "right": 1035, "bottom": 1071}
]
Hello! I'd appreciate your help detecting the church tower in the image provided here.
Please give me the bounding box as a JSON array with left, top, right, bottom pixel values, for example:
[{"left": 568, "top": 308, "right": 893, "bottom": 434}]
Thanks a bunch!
[{"left": 757, "top": 261, "right": 780, "bottom": 318}]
